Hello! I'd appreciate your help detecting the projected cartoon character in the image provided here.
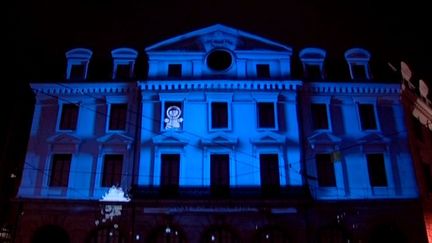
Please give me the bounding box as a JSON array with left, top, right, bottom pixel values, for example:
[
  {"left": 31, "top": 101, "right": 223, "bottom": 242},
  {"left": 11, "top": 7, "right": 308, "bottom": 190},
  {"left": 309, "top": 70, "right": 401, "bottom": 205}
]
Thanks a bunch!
[{"left": 164, "top": 106, "right": 183, "bottom": 129}]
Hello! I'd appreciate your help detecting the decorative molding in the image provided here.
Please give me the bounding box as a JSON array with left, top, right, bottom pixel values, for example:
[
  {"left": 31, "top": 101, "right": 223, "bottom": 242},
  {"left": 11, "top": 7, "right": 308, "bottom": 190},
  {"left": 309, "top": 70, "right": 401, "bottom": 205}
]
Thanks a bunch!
[
  {"left": 47, "top": 133, "right": 82, "bottom": 144},
  {"left": 302, "top": 82, "right": 400, "bottom": 94},
  {"left": 140, "top": 80, "right": 302, "bottom": 91},
  {"left": 359, "top": 133, "right": 390, "bottom": 144},
  {"left": 200, "top": 133, "right": 238, "bottom": 146},
  {"left": 250, "top": 132, "right": 286, "bottom": 145},
  {"left": 97, "top": 133, "right": 134, "bottom": 144},
  {"left": 31, "top": 83, "right": 136, "bottom": 95},
  {"left": 152, "top": 132, "right": 189, "bottom": 146},
  {"left": 145, "top": 24, "right": 292, "bottom": 53},
  {"left": 47, "top": 133, "right": 82, "bottom": 152},
  {"left": 307, "top": 132, "right": 341, "bottom": 149},
  {"left": 97, "top": 133, "right": 134, "bottom": 151}
]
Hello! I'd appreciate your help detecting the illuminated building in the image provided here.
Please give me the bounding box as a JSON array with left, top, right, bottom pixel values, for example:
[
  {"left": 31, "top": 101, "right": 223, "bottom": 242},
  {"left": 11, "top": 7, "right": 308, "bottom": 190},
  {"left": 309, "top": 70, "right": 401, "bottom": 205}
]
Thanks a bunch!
[{"left": 14, "top": 25, "right": 427, "bottom": 242}]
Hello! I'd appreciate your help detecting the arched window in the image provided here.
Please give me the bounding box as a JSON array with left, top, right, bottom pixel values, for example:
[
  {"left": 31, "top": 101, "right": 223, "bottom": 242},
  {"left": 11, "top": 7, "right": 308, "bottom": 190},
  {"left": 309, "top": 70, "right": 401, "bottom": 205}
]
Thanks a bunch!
[
  {"left": 147, "top": 225, "right": 187, "bottom": 243},
  {"left": 86, "top": 225, "right": 126, "bottom": 243},
  {"left": 201, "top": 226, "right": 239, "bottom": 243},
  {"left": 255, "top": 226, "right": 290, "bottom": 243},
  {"left": 32, "top": 225, "right": 70, "bottom": 243}
]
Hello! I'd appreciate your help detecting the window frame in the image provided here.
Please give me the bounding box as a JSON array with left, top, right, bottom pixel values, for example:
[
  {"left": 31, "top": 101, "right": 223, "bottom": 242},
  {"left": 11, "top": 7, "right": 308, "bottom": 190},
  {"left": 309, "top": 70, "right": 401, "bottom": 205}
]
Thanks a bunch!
[
  {"left": 311, "top": 103, "right": 330, "bottom": 131},
  {"left": 57, "top": 102, "right": 79, "bottom": 131},
  {"left": 160, "top": 153, "right": 181, "bottom": 191},
  {"left": 256, "top": 101, "right": 278, "bottom": 130},
  {"left": 344, "top": 48, "right": 372, "bottom": 80},
  {"left": 208, "top": 101, "right": 231, "bottom": 131},
  {"left": 366, "top": 153, "right": 388, "bottom": 187},
  {"left": 111, "top": 48, "right": 137, "bottom": 80},
  {"left": 315, "top": 153, "right": 337, "bottom": 187},
  {"left": 49, "top": 154, "right": 72, "bottom": 187},
  {"left": 358, "top": 103, "right": 379, "bottom": 131},
  {"left": 105, "top": 96, "right": 129, "bottom": 133},
  {"left": 210, "top": 153, "right": 230, "bottom": 190},
  {"left": 161, "top": 100, "right": 184, "bottom": 131},
  {"left": 259, "top": 153, "right": 281, "bottom": 190},
  {"left": 65, "top": 48, "right": 92, "bottom": 80},
  {"left": 107, "top": 103, "right": 128, "bottom": 131},
  {"left": 101, "top": 154, "right": 124, "bottom": 187},
  {"left": 113, "top": 63, "right": 132, "bottom": 80},
  {"left": 167, "top": 64, "right": 183, "bottom": 78},
  {"left": 256, "top": 64, "right": 271, "bottom": 79}
]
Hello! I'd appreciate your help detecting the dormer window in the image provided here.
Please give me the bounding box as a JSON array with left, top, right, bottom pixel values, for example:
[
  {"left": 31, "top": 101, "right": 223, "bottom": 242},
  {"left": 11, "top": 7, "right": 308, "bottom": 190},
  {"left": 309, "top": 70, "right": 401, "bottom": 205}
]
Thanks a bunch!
[
  {"left": 111, "top": 48, "right": 138, "bottom": 80},
  {"left": 299, "top": 48, "right": 326, "bottom": 80},
  {"left": 168, "top": 64, "right": 182, "bottom": 78},
  {"left": 65, "top": 48, "right": 92, "bottom": 80},
  {"left": 344, "top": 48, "right": 371, "bottom": 80},
  {"left": 256, "top": 64, "right": 270, "bottom": 78}
]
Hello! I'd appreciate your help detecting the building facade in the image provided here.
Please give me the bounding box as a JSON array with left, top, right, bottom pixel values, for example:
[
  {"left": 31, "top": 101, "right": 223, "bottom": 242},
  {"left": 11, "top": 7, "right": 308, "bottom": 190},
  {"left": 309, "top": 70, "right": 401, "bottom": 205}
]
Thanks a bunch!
[{"left": 13, "top": 25, "right": 427, "bottom": 242}]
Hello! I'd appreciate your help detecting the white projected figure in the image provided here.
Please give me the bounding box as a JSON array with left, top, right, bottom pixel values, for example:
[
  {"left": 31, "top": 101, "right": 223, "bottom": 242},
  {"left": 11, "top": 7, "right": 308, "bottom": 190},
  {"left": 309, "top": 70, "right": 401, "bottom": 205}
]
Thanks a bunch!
[{"left": 165, "top": 106, "right": 183, "bottom": 129}]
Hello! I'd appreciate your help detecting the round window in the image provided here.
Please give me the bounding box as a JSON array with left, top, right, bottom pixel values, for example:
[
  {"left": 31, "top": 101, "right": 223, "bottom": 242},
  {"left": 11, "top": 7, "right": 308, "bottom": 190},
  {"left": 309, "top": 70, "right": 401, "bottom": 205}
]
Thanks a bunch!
[{"left": 206, "top": 49, "right": 232, "bottom": 71}]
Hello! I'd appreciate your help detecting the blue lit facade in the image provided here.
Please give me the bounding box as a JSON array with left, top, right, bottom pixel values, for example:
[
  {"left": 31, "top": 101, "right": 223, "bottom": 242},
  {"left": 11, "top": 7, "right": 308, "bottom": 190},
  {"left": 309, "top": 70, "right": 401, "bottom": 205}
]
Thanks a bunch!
[{"left": 15, "top": 25, "right": 427, "bottom": 243}]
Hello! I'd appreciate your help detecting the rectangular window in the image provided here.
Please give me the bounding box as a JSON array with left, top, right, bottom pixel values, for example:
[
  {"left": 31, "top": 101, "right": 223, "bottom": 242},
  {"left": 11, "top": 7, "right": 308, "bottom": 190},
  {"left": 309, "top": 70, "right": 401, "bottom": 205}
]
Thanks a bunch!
[
  {"left": 59, "top": 104, "right": 79, "bottom": 130},
  {"left": 109, "top": 104, "right": 128, "bottom": 130},
  {"left": 316, "top": 154, "right": 336, "bottom": 187},
  {"left": 367, "top": 154, "right": 387, "bottom": 187},
  {"left": 102, "top": 154, "right": 123, "bottom": 187},
  {"left": 260, "top": 154, "right": 280, "bottom": 189},
  {"left": 210, "top": 154, "right": 230, "bottom": 193},
  {"left": 163, "top": 101, "right": 183, "bottom": 130},
  {"left": 211, "top": 102, "right": 228, "bottom": 129},
  {"left": 422, "top": 163, "right": 432, "bottom": 193},
  {"left": 359, "top": 104, "right": 377, "bottom": 130},
  {"left": 311, "top": 104, "right": 329, "bottom": 130},
  {"left": 70, "top": 64, "right": 85, "bottom": 80},
  {"left": 168, "top": 64, "right": 182, "bottom": 78},
  {"left": 160, "top": 154, "right": 180, "bottom": 192},
  {"left": 257, "top": 102, "right": 276, "bottom": 129},
  {"left": 352, "top": 65, "right": 367, "bottom": 80},
  {"left": 305, "top": 64, "right": 322, "bottom": 80},
  {"left": 49, "top": 154, "right": 72, "bottom": 187},
  {"left": 115, "top": 64, "right": 131, "bottom": 80},
  {"left": 256, "top": 64, "right": 270, "bottom": 78}
]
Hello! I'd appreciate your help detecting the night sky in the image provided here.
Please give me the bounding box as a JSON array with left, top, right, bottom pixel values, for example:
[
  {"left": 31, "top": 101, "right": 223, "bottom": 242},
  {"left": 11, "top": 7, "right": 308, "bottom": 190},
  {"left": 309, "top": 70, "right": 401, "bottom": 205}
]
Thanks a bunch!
[{"left": 7, "top": 0, "right": 431, "bottom": 83}]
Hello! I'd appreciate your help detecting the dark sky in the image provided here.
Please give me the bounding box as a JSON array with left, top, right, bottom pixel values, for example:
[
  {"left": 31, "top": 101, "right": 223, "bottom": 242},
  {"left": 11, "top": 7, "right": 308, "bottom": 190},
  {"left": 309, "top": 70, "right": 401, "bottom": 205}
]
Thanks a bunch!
[{"left": 6, "top": 0, "right": 432, "bottom": 83}]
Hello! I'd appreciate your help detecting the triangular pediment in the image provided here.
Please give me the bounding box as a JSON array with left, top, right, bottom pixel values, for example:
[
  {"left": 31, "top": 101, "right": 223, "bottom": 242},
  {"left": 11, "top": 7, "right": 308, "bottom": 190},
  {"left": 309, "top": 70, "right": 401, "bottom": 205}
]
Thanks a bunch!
[
  {"left": 47, "top": 133, "right": 82, "bottom": 144},
  {"left": 152, "top": 132, "right": 188, "bottom": 146},
  {"left": 201, "top": 133, "right": 238, "bottom": 146},
  {"left": 146, "top": 24, "right": 291, "bottom": 52},
  {"left": 359, "top": 133, "right": 390, "bottom": 144},
  {"left": 250, "top": 132, "right": 286, "bottom": 145},
  {"left": 307, "top": 132, "right": 342, "bottom": 146},
  {"left": 97, "top": 133, "right": 134, "bottom": 145}
]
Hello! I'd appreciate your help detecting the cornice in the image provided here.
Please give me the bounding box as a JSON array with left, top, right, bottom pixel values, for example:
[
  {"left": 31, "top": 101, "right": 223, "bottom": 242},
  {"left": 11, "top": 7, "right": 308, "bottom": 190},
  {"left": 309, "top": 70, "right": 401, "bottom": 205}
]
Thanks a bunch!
[
  {"left": 30, "top": 82, "right": 136, "bottom": 95},
  {"left": 302, "top": 82, "right": 400, "bottom": 95},
  {"left": 139, "top": 80, "right": 302, "bottom": 91}
]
